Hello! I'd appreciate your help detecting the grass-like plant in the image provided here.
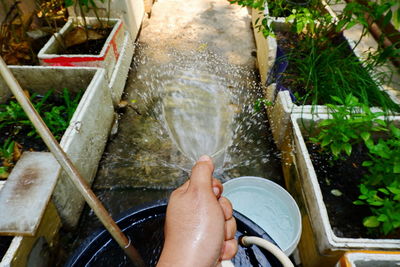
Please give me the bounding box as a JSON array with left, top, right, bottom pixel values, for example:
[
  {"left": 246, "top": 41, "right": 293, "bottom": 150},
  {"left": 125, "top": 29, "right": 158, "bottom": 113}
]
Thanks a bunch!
[{"left": 284, "top": 38, "right": 399, "bottom": 112}]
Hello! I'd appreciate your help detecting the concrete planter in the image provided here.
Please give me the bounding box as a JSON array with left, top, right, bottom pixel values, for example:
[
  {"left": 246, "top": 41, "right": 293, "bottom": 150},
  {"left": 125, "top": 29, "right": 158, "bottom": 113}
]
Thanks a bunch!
[
  {"left": 0, "top": 66, "right": 114, "bottom": 228},
  {"left": 38, "top": 17, "right": 132, "bottom": 104},
  {"left": 337, "top": 251, "right": 400, "bottom": 267},
  {"left": 283, "top": 113, "right": 400, "bottom": 266}
]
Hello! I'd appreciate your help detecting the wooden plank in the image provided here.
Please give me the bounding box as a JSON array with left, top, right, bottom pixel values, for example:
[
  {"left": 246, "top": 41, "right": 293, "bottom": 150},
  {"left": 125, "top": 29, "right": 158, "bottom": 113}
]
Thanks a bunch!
[{"left": 0, "top": 152, "right": 60, "bottom": 236}]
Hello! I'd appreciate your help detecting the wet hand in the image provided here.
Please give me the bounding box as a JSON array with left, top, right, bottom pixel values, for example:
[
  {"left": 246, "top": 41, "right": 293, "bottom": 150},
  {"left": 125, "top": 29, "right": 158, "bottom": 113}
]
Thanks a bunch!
[{"left": 157, "top": 155, "right": 238, "bottom": 267}]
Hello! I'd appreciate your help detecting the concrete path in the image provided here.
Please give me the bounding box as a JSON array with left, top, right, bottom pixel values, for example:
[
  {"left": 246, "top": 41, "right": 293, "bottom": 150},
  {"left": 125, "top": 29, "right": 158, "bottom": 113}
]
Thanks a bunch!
[{"left": 140, "top": 0, "right": 255, "bottom": 66}]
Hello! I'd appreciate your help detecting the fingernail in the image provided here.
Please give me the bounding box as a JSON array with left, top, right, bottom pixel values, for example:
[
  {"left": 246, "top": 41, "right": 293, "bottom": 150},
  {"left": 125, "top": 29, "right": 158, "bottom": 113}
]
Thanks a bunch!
[
  {"left": 213, "top": 187, "right": 220, "bottom": 196},
  {"left": 198, "top": 155, "right": 211, "bottom": 162}
]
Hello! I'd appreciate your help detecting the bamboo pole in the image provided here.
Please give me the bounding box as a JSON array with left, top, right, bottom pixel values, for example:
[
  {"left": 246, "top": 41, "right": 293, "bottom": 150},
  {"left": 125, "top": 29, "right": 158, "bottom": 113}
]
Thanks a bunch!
[{"left": 0, "top": 57, "right": 145, "bottom": 267}]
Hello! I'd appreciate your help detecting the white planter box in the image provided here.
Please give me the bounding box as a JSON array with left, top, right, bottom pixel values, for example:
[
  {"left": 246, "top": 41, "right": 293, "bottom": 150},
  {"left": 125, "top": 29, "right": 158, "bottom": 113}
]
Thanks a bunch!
[
  {"left": 38, "top": 18, "right": 132, "bottom": 104},
  {"left": 336, "top": 251, "right": 400, "bottom": 267},
  {"left": 290, "top": 113, "right": 400, "bottom": 254},
  {"left": 0, "top": 66, "right": 114, "bottom": 228}
]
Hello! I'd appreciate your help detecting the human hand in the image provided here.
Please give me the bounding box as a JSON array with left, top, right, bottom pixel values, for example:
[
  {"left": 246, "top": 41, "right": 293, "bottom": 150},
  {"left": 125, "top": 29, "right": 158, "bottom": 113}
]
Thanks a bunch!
[{"left": 157, "top": 155, "right": 238, "bottom": 267}]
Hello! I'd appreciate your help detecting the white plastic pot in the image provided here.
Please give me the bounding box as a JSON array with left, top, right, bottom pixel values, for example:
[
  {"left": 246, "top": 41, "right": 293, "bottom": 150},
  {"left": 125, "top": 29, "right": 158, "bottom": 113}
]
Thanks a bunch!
[
  {"left": 0, "top": 66, "right": 114, "bottom": 228},
  {"left": 336, "top": 251, "right": 400, "bottom": 267},
  {"left": 289, "top": 113, "right": 400, "bottom": 257},
  {"left": 38, "top": 18, "right": 133, "bottom": 104}
]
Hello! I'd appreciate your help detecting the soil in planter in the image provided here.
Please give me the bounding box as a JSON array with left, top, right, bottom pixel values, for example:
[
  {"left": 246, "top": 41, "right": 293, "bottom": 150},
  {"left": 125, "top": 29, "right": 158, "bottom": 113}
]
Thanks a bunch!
[
  {"left": 62, "top": 27, "right": 113, "bottom": 55},
  {"left": 0, "top": 89, "right": 82, "bottom": 179},
  {"left": 273, "top": 30, "right": 400, "bottom": 111},
  {"left": 306, "top": 140, "right": 400, "bottom": 239}
]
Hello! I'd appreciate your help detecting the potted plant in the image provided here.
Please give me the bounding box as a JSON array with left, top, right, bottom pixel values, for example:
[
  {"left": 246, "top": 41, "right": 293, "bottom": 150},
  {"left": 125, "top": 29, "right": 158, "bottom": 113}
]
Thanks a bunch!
[
  {"left": 0, "top": 66, "right": 114, "bottom": 264},
  {"left": 285, "top": 95, "right": 400, "bottom": 266},
  {"left": 233, "top": 0, "right": 400, "bottom": 148},
  {"left": 38, "top": 0, "right": 134, "bottom": 104}
]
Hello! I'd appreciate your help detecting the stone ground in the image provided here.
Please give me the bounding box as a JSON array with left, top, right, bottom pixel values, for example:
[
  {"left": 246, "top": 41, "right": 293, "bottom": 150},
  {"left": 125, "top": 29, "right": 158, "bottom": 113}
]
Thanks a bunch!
[{"left": 59, "top": 0, "right": 283, "bottom": 263}]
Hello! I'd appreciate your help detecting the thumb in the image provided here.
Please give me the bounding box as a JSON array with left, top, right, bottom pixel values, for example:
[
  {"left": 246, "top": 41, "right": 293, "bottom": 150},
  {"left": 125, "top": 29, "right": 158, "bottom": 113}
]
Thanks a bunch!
[{"left": 189, "top": 155, "right": 215, "bottom": 191}]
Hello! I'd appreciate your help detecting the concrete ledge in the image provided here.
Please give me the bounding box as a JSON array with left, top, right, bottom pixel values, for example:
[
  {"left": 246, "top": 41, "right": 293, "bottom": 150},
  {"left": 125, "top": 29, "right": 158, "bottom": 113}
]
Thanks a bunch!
[{"left": 109, "top": 31, "right": 135, "bottom": 105}]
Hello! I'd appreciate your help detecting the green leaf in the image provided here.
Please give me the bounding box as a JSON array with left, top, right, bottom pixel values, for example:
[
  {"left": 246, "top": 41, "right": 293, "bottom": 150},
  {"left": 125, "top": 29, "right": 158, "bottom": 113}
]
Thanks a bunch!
[
  {"left": 361, "top": 132, "right": 370, "bottom": 142},
  {"left": 390, "top": 125, "right": 400, "bottom": 138},
  {"left": 394, "top": 162, "right": 400, "bottom": 174},
  {"left": 343, "top": 143, "right": 352, "bottom": 156},
  {"left": 321, "top": 137, "right": 331, "bottom": 147},
  {"left": 330, "top": 96, "right": 343, "bottom": 104},
  {"left": 353, "top": 200, "right": 364, "bottom": 205},
  {"left": 378, "top": 188, "right": 390, "bottom": 195},
  {"left": 375, "top": 119, "right": 387, "bottom": 127},
  {"left": 65, "top": 0, "right": 74, "bottom": 7},
  {"left": 383, "top": 10, "right": 393, "bottom": 27},
  {"left": 362, "top": 161, "right": 373, "bottom": 167},
  {"left": 360, "top": 184, "right": 368, "bottom": 194},
  {"left": 378, "top": 214, "right": 389, "bottom": 222},
  {"left": 330, "top": 143, "right": 340, "bottom": 157},
  {"left": 363, "top": 216, "right": 380, "bottom": 228}
]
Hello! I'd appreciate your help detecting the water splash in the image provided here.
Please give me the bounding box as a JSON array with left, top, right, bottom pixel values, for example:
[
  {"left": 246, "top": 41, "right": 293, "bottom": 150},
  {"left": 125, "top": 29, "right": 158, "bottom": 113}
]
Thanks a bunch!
[
  {"left": 94, "top": 42, "right": 282, "bottom": 190},
  {"left": 161, "top": 68, "right": 235, "bottom": 172}
]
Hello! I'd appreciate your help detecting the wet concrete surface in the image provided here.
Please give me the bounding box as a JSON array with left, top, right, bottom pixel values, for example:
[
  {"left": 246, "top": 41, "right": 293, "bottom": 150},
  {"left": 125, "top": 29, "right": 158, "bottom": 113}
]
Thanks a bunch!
[{"left": 61, "top": 0, "right": 283, "bottom": 263}]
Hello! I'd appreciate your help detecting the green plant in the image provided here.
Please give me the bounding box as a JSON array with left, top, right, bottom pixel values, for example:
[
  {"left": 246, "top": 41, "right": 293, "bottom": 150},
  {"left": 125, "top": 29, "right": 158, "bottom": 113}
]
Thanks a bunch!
[
  {"left": 0, "top": 88, "right": 83, "bottom": 141},
  {"left": 362, "top": 124, "right": 400, "bottom": 186},
  {"left": 253, "top": 98, "right": 273, "bottom": 112},
  {"left": 284, "top": 37, "right": 399, "bottom": 111},
  {"left": 352, "top": 123, "right": 400, "bottom": 235},
  {"left": 309, "top": 95, "right": 387, "bottom": 159},
  {"left": 355, "top": 182, "right": 400, "bottom": 235},
  {"left": 0, "top": 138, "right": 15, "bottom": 179}
]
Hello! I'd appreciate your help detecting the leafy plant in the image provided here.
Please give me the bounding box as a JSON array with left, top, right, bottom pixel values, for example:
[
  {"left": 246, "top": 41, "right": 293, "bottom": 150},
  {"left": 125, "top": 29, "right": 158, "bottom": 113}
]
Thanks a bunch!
[
  {"left": 362, "top": 124, "right": 400, "bottom": 186},
  {"left": 309, "top": 95, "right": 387, "bottom": 159},
  {"left": 0, "top": 88, "right": 83, "bottom": 141},
  {"left": 355, "top": 182, "right": 400, "bottom": 235},
  {"left": 0, "top": 138, "right": 15, "bottom": 179},
  {"left": 254, "top": 98, "right": 273, "bottom": 112}
]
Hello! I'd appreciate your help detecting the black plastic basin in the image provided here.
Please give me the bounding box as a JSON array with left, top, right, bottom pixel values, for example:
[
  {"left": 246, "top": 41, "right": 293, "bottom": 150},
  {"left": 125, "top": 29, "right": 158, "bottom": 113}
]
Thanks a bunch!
[{"left": 66, "top": 200, "right": 283, "bottom": 267}]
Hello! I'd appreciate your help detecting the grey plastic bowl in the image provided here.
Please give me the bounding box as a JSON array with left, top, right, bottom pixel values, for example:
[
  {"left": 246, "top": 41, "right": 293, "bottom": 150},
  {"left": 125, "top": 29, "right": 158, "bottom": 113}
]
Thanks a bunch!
[{"left": 222, "top": 176, "right": 302, "bottom": 256}]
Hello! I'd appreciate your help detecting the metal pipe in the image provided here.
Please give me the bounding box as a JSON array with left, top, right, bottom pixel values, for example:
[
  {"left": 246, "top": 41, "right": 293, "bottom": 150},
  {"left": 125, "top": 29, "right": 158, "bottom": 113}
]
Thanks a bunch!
[{"left": 0, "top": 57, "right": 145, "bottom": 267}]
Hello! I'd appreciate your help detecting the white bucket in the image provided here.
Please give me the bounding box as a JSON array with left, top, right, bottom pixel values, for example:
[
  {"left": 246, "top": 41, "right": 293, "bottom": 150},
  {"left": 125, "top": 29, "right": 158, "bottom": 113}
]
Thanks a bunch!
[{"left": 222, "top": 176, "right": 302, "bottom": 256}]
